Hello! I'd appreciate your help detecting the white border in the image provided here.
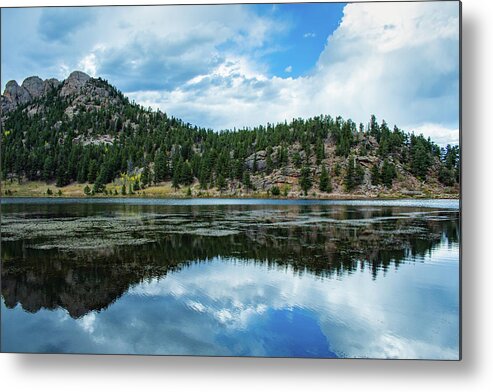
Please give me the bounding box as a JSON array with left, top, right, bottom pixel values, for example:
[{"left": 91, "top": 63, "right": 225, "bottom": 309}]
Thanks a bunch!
[{"left": 1, "top": 1, "right": 492, "bottom": 391}]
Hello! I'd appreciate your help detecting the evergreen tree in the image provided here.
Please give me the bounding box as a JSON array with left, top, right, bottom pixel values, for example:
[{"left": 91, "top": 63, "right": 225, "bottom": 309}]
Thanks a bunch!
[
  {"left": 439, "top": 167, "right": 456, "bottom": 186},
  {"left": 93, "top": 173, "right": 105, "bottom": 193},
  {"left": 293, "top": 151, "right": 302, "bottom": 168},
  {"left": 154, "top": 152, "right": 167, "bottom": 183},
  {"left": 345, "top": 156, "right": 364, "bottom": 192},
  {"left": 217, "top": 174, "right": 226, "bottom": 192},
  {"left": 172, "top": 170, "right": 180, "bottom": 191},
  {"left": 141, "top": 163, "right": 150, "bottom": 187},
  {"left": 242, "top": 171, "right": 251, "bottom": 190},
  {"left": 87, "top": 160, "right": 98, "bottom": 183},
  {"left": 42, "top": 156, "right": 53, "bottom": 181},
  {"left": 371, "top": 164, "right": 381, "bottom": 186},
  {"left": 381, "top": 159, "right": 396, "bottom": 188},
  {"left": 181, "top": 161, "right": 193, "bottom": 185},
  {"left": 319, "top": 165, "right": 332, "bottom": 193},
  {"left": 300, "top": 166, "right": 312, "bottom": 196},
  {"left": 271, "top": 185, "right": 280, "bottom": 196},
  {"left": 411, "top": 143, "right": 431, "bottom": 180}
]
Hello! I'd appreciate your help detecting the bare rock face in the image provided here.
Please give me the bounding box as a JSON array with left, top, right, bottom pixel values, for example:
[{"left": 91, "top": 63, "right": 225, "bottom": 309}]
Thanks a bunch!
[
  {"left": 21, "top": 76, "right": 45, "bottom": 100},
  {"left": 43, "top": 78, "right": 61, "bottom": 94},
  {"left": 60, "top": 71, "right": 90, "bottom": 97},
  {"left": 1, "top": 71, "right": 94, "bottom": 118},
  {"left": 245, "top": 150, "right": 267, "bottom": 171},
  {"left": 1, "top": 80, "right": 31, "bottom": 113},
  {"left": 1, "top": 76, "right": 61, "bottom": 116}
]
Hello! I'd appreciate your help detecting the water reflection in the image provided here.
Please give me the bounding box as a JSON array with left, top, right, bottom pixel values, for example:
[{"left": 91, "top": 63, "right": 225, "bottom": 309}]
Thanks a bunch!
[{"left": 1, "top": 201, "right": 460, "bottom": 358}]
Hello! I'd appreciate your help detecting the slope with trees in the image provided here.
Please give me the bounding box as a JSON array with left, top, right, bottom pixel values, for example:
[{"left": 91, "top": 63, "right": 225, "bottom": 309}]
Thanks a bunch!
[{"left": 1, "top": 71, "right": 460, "bottom": 198}]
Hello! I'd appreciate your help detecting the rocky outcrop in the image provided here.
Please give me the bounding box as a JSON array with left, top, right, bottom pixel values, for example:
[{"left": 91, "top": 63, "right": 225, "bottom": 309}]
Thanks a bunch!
[
  {"left": 60, "top": 70, "right": 90, "bottom": 97},
  {"left": 1, "top": 80, "right": 32, "bottom": 113},
  {"left": 1, "top": 76, "right": 62, "bottom": 116},
  {"left": 43, "top": 78, "right": 61, "bottom": 93},
  {"left": 245, "top": 150, "right": 267, "bottom": 171},
  {"left": 1, "top": 72, "right": 88, "bottom": 117},
  {"left": 21, "top": 76, "right": 45, "bottom": 100}
]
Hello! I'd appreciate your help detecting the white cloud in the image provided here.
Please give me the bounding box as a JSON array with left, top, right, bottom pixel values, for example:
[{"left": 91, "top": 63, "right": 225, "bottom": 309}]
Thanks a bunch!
[
  {"left": 110, "top": 254, "right": 459, "bottom": 358},
  {"left": 129, "top": 2, "right": 459, "bottom": 145},
  {"left": 77, "top": 312, "right": 96, "bottom": 334},
  {"left": 407, "top": 123, "right": 460, "bottom": 147},
  {"left": 303, "top": 32, "right": 316, "bottom": 38},
  {"left": 78, "top": 53, "right": 97, "bottom": 76},
  {"left": 284, "top": 65, "right": 292, "bottom": 73},
  {"left": 2, "top": 3, "right": 460, "bottom": 146}
]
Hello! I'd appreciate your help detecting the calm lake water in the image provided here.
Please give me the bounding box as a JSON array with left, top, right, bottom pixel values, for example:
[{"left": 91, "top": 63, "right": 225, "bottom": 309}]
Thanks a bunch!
[{"left": 1, "top": 198, "right": 460, "bottom": 359}]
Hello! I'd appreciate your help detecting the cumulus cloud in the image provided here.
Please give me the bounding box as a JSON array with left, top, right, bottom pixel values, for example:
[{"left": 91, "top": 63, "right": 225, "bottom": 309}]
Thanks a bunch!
[
  {"left": 1, "top": 3, "right": 459, "bottom": 145},
  {"left": 2, "top": 255, "right": 459, "bottom": 358},
  {"left": 2, "top": 5, "right": 286, "bottom": 89},
  {"left": 129, "top": 2, "right": 459, "bottom": 144}
]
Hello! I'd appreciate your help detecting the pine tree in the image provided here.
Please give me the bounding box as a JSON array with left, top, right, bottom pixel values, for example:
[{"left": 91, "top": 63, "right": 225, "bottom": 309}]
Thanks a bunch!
[
  {"left": 319, "top": 165, "right": 332, "bottom": 193},
  {"left": 141, "top": 163, "right": 150, "bottom": 187},
  {"left": 87, "top": 160, "right": 98, "bottom": 183},
  {"left": 181, "top": 161, "right": 193, "bottom": 185},
  {"left": 381, "top": 159, "right": 396, "bottom": 188},
  {"left": 242, "top": 171, "right": 251, "bottom": 190},
  {"left": 93, "top": 173, "right": 105, "bottom": 193},
  {"left": 300, "top": 166, "right": 312, "bottom": 196},
  {"left": 217, "top": 174, "right": 226, "bottom": 192},
  {"left": 293, "top": 151, "right": 302, "bottom": 168},
  {"left": 411, "top": 142, "right": 431, "bottom": 180},
  {"left": 172, "top": 170, "right": 180, "bottom": 191},
  {"left": 42, "top": 156, "right": 53, "bottom": 181},
  {"left": 371, "top": 164, "right": 381, "bottom": 186},
  {"left": 345, "top": 156, "right": 364, "bottom": 192},
  {"left": 154, "top": 152, "right": 167, "bottom": 183}
]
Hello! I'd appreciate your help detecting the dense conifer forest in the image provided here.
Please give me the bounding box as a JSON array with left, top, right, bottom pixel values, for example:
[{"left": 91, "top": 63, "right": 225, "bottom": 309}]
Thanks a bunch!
[{"left": 1, "top": 72, "right": 460, "bottom": 197}]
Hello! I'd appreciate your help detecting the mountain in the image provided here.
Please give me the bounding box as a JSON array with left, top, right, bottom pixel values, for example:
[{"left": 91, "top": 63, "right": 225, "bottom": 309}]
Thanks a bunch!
[{"left": 1, "top": 71, "right": 460, "bottom": 198}]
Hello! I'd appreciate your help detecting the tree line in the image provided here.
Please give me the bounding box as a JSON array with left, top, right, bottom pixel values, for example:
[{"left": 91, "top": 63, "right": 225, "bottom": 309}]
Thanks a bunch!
[{"left": 1, "top": 79, "right": 460, "bottom": 194}]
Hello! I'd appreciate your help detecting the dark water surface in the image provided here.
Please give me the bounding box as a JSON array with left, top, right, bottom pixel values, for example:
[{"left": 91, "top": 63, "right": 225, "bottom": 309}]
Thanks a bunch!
[{"left": 1, "top": 198, "right": 460, "bottom": 359}]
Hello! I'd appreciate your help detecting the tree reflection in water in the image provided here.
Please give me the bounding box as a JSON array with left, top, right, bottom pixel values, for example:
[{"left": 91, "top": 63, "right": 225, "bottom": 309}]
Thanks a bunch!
[{"left": 1, "top": 203, "right": 459, "bottom": 319}]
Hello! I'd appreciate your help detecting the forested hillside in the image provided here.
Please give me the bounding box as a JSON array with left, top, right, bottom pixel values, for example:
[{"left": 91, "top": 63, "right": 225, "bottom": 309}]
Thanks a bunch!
[{"left": 1, "top": 71, "right": 460, "bottom": 198}]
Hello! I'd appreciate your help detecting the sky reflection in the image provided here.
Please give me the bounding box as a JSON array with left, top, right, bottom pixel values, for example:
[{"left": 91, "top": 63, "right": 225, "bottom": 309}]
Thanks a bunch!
[{"left": 2, "top": 245, "right": 459, "bottom": 359}]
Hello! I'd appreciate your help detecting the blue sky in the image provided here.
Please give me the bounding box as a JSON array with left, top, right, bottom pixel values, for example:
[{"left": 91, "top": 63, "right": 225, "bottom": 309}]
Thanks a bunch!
[{"left": 1, "top": 2, "right": 460, "bottom": 145}]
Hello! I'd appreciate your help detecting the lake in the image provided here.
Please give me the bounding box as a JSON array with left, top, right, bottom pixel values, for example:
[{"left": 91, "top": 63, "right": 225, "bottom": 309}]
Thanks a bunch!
[{"left": 0, "top": 198, "right": 460, "bottom": 359}]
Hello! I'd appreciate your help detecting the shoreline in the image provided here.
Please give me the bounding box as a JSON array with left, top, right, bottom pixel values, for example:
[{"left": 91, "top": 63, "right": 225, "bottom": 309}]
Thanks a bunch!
[
  {"left": 1, "top": 194, "right": 460, "bottom": 201},
  {"left": 1, "top": 180, "right": 459, "bottom": 201}
]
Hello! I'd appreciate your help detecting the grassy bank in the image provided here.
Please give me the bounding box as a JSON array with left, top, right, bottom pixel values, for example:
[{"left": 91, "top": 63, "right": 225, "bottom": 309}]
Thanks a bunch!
[{"left": 1, "top": 180, "right": 459, "bottom": 200}]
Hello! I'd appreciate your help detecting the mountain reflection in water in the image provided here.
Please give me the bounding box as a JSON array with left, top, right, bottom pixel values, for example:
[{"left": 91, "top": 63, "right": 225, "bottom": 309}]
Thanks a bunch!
[{"left": 1, "top": 200, "right": 460, "bottom": 358}]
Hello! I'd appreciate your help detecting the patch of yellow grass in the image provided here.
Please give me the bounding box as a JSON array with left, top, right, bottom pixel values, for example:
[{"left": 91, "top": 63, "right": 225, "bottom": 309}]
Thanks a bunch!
[{"left": 2, "top": 180, "right": 459, "bottom": 199}]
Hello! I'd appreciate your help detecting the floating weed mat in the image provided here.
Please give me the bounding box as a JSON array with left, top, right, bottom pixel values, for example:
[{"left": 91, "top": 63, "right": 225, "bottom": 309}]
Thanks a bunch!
[{"left": 1, "top": 209, "right": 454, "bottom": 251}]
